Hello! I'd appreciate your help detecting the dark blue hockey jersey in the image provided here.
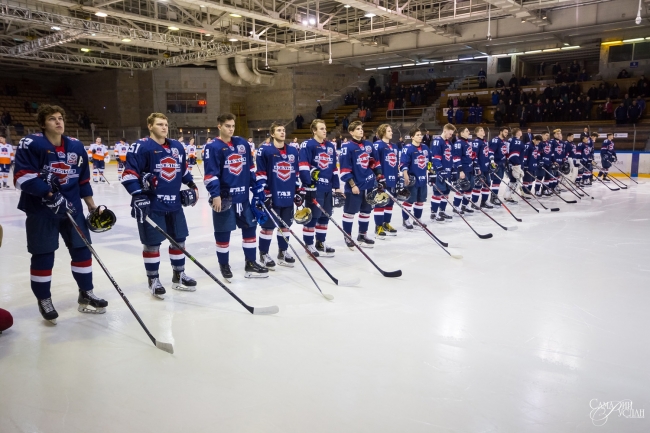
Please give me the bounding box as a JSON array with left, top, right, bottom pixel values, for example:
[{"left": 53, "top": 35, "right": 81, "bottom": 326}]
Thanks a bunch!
[
  {"left": 373, "top": 140, "right": 399, "bottom": 188},
  {"left": 601, "top": 139, "right": 616, "bottom": 160},
  {"left": 400, "top": 143, "right": 430, "bottom": 187},
  {"left": 489, "top": 136, "right": 508, "bottom": 163},
  {"left": 583, "top": 140, "right": 594, "bottom": 162},
  {"left": 508, "top": 137, "right": 523, "bottom": 166},
  {"left": 339, "top": 139, "right": 381, "bottom": 192},
  {"left": 430, "top": 136, "right": 456, "bottom": 175},
  {"left": 122, "top": 137, "right": 193, "bottom": 212},
  {"left": 14, "top": 133, "right": 92, "bottom": 217},
  {"left": 255, "top": 143, "right": 299, "bottom": 208},
  {"left": 526, "top": 142, "right": 540, "bottom": 171},
  {"left": 458, "top": 138, "right": 474, "bottom": 172},
  {"left": 298, "top": 138, "right": 340, "bottom": 192},
  {"left": 203, "top": 136, "right": 256, "bottom": 204},
  {"left": 473, "top": 137, "right": 492, "bottom": 173},
  {"left": 549, "top": 138, "right": 565, "bottom": 163},
  {"left": 572, "top": 141, "right": 582, "bottom": 160},
  {"left": 539, "top": 140, "right": 553, "bottom": 167}
]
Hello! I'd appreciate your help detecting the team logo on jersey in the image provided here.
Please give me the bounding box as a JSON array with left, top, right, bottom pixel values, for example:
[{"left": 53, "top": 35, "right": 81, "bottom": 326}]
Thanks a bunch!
[
  {"left": 171, "top": 148, "right": 180, "bottom": 159},
  {"left": 532, "top": 149, "right": 539, "bottom": 159},
  {"left": 555, "top": 145, "right": 563, "bottom": 154},
  {"left": 416, "top": 154, "right": 427, "bottom": 169},
  {"left": 482, "top": 147, "right": 489, "bottom": 157},
  {"left": 584, "top": 147, "right": 591, "bottom": 155},
  {"left": 48, "top": 161, "right": 75, "bottom": 185},
  {"left": 423, "top": 150, "right": 429, "bottom": 156},
  {"left": 226, "top": 153, "right": 244, "bottom": 175},
  {"left": 365, "top": 146, "right": 372, "bottom": 153},
  {"left": 501, "top": 145, "right": 507, "bottom": 155},
  {"left": 274, "top": 161, "right": 293, "bottom": 182},
  {"left": 316, "top": 152, "right": 332, "bottom": 169},
  {"left": 327, "top": 147, "right": 334, "bottom": 155},
  {"left": 157, "top": 156, "right": 180, "bottom": 182},
  {"left": 288, "top": 154, "right": 295, "bottom": 162},
  {"left": 544, "top": 144, "right": 551, "bottom": 154},
  {"left": 57, "top": 151, "right": 66, "bottom": 159},
  {"left": 357, "top": 152, "right": 370, "bottom": 169},
  {"left": 237, "top": 144, "right": 247, "bottom": 155},
  {"left": 386, "top": 152, "right": 397, "bottom": 167},
  {"left": 67, "top": 153, "right": 78, "bottom": 165},
  {"left": 281, "top": 153, "right": 287, "bottom": 159},
  {"left": 444, "top": 148, "right": 452, "bottom": 161}
]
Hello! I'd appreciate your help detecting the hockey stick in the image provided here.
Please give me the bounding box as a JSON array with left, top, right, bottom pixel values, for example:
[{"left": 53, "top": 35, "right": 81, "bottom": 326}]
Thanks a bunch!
[
  {"left": 263, "top": 205, "right": 333, "bottom": 300},
  {"left": 540, "top": 167, "right": 578, "bottom": 203},
  {"left": 579, "top": 162, "right": 620, "bottom": 191},
  {"left": 311, "top": 198, "right": 402, "bottom": 278},
  {"left": 267, "top": 207, "right": 359, "bottom": 287},
  {"left": 145, "top": 216, "right": 279, "bottom": 315},
  {"left": 603, "top": 171, "right": 628, "bottom": 189},
  {"left": 383, "top": 190, "right": 462, "bottom": 259},
  {"left": 66, "top": 212, "right": 174, "bottom": 354},
  {"left": 561, "top": 169, "right": 595, "bottom": 199},
  {"left": 476, "top": 176, "right": 525, "bottom": 219},
  {"left": 609, "top": 162, "right": 639, "bottom": 184},
  {"left": 431, "top": 182, "right": 493, "bottom": 239},
  {"left": 445, "top": 180, "right": 517, "bottom": 231},
  {"left": 99, "top": 172, "right": 111, "bottom": 185},
  {"left": 557, "top": 175, "right": 586, "bottom": 201},
  {"left": 491, "top": 171, "right": 549, "bottom": 213},
  {"left": 194, "top": 161, "right": 203, "bottom": 177},
  {"left": 592, "top": 161, "right": 627, "bottom": 189},
  {"left": 520, "top": 172, "right": 560, "bottom": 212}
]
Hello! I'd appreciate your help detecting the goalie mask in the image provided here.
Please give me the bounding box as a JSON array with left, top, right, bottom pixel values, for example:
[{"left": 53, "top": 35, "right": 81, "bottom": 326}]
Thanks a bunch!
[
  {"left": 86, "top": 206, "right": 116, "bottom": 233},
  {"left": 294, "top": 207, "right": 312, "bottom": 225},
  {"left": 366, "top": 188, "right": 390, "bottom": 207}
]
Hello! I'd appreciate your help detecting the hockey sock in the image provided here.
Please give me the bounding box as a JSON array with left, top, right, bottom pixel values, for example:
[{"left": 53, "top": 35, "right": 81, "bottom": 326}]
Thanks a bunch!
[
  {"left": 143, "top": 244, "right": 161, "bottom": 278},
  {"left": 463, "top": 192, "right": 471, "bottom": 205},
  {"left": 453, "top": 195, "right": 462, "bottom": 208},
  {"left": 373, "top": 207, "right": 384, "bottom": 226},
  {"left": 70, "top": 246, "right": 93, "bottom": 291},
  {"left": 302, "top": 221, "right": 316, "bottom": 245},
  {"left": 259, "top": 228, "right": 274, "bottom": 254},
  {"left": 99, "top": 169, "right": 104, "bottom": 179},
  {"left": 359, "top": 212, "right": 370, "bottom": 234},
  {"left": 30, "top": 252, "right": 55, "bottom": 300},
  {"left": 169, "top": 240, "right": 186, "bottom": 272},
  {"left": 93, "top": 169, "right": 98, "bottom": 180},
  {"left": 402, "top": 201, "right": 413, "bottom": 220},
  {"left": 277, "top": 228, "right": 289, "bottom": 251},
  {"left": 597, "top": 171, "right": 602, "bottom": 177},
  {"left": 430, "top": 195, "right": 440, "bottom": 213},
  {"left": 414, "top": 202, "right": 424, "bottom": 219},
  {"left": 242, "top": 226, "right": 257, "bottom": 262},
  {"left": 342, "top": 213, "right": 354, "bottom": 235},
  {"left": 491, "top": 182, "right": 500, "bottom": 197},
  {"left": 440, "top": 199, "right": 448, "bottom": 212},
  {"left": 214, "top": 232, "right": 230, "bottom": 264},
  {"left": 481, "top": 188, "right": 490, "bottom": 203},
  {"left": 315, "top": 218, "right": 328, "bottom": 243},
  {"left": 472, "top": 189, "right": 481, "bottom": 204},
  {"left": 384, "top": 204, "right": 393, "bottom": 223}
]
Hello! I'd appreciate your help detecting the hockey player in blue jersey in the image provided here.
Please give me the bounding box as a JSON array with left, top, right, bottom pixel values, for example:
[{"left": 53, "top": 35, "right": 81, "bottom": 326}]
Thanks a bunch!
[
  {"left": 503, "top": 127, "right": 523, "bottom": 205},
  {"left": 453, "top": 127, "right": 476, "bottom": 215},
  {"left": 203, "top": 113, "right": 268, "bottom": 280},
  {"left": 582, "top": 132, "right": 598, "bottom": 186},
  {"left": 572, "top": 134, "right": 585, "bottom": 185},
  {"left": 472, "top": 127, "right": 494, "bottom": 209},
  {"left": 430, "top": 123, "right": 457, "bottom": 223},
  {"left": 536, "top": 131, "right": 553, "bottom": 197},
  {"left": 564, "top": 132, "right": 580, "bottom": 183},
  {"left": 339, "top": 121, "right": 383, "bottom": 248},
  {"left": 255, "top": 122, "right": 299, "bottom": 269},
  {"left": 122, "top": 112, "right": 199, "bottom": 298},
  {"left": 522, "top": 134, "right": 542, "bottom": 197},
  {"left": 14, "top": 104, "right": 108, "bottom": 323},
  {"left": 597, "top": 133, "right": 616, "bottom": 182},
  {"left": 372, "top": 124, "right": 400, "bottom": 238},
  {"left": 298, "top": 119, "right": 341, "bottom": 257},
  {"left": 400, "top": 126, "right": 430, "bottom": 229},
  {"left": 549, "top": 129, "right": 565, "bottom": 193},
  {"left": 488, "top": 126, "right": 509, "bottom": 206}
]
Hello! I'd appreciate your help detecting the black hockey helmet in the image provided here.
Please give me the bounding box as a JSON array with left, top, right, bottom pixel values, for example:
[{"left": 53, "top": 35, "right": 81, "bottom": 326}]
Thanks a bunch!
[
  {"left": 86, "top": 206, "right": 116, "bottom": 233},
  {"left": 474, "top": 173, "right": 487, "bottom": 186},
  {"left": 453, "top": 177, "right": 472, "bottom": 192},
  {"left": 560, "top": 161, "right": 571, "bottom": 175},
  {"left": 180, "top": 188, "right": 198, "bottom": 207},
  {"left": 333, "top": 191, "right": 345, "bottom": 208},
  {"left": 294, "top": 207, "right": 312, "bottom": 224},
  {"left": 366, "top": 188, "right": 390, "bottom": 207},
  {"left": 395, "top": 187, "right": 410, "bottom": 201},
  {"left": 209, "top": 194, "right": 232, "bottom": 212}
]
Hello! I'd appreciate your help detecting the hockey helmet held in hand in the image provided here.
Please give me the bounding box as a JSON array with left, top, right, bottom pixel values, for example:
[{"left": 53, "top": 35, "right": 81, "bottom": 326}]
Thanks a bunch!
[
  {"left": 86, "top": 205, "right": 116, "bottom": 233},
  {"left": 333, "top": 191, "right": 345, "bottom": 208},
  {"left": 208, "top": 194, "right": 232, "bottom": 212},
  {"left": 180, "top": 188, "right": 198, "bottom": 207},
  {"left": 366, "top": 188, "right": 390, "bottom": 207},
  {"left": 474, "top": 173, "right": 487, "bottom": 186},
  {"left": 453, "top": 177, "right": 472, "bottom": 192},
  {"left": 294, "top": 206, "right": 312, "bottom": 225},
  {"left": 394, "top": 187, "right": 410, "bottom": 201},
  {"left": 560, "top": 161, "right": 571, "bottom": 175}
]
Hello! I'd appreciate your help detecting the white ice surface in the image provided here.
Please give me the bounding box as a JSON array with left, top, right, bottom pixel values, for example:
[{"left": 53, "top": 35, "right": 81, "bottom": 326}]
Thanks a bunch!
[{"left": 1, "top": 166, "right": 649, "bottom": 433}]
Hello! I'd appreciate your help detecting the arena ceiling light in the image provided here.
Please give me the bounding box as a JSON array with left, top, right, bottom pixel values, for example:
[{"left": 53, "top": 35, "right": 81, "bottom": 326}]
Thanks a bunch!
[
  {"left": 364, "top": 12, "right": 376, "bottom": 18},
  {"left": 365, "top": 67, "right": 376, "bottom": 70},
  {"left": 229, "top": 13, "right": 242, "bottom": 17},
  {"left": 561, "top": 45, "right": 580, "bottom": 50},
  {"left": 121, "top": 38, "right": 131, "bottom": 42},
  {"left": 95, "top": 12, "right": 108, "bottom": 17},
  {"left": 601, "top": 40, "right": 622, "bottom": 45},
  {"left": 429, "top": 60, "right": 444, "bottom": 63},
  {"left": 524, "top": 50, "right": 541, "bottom": 54},
  {"left": 623, "top": 38, "right": 644, "bottom": 43},
  {"left": 377, "top": 66, "right": 389, "bottom": 69},
  {"left": 402, "top": 63, "right": 415, "bottom": 67},
  {"left": 168, "top": 26, "right": 180, "bottom": 31},
  {"left": 228, "top": 37, "right": 239, "bottom": 41},
  {"left": 51, "top": 26, "right": 61, "bottom": 30},
  {"left": 80, "top": 48, "right": 90, "bottom": 52},
  {"left": 344, "top": 4, "right": 351, "bottom": 7},
  {"left": 543, "top": 48, "right": 561, "bottom": 52}
]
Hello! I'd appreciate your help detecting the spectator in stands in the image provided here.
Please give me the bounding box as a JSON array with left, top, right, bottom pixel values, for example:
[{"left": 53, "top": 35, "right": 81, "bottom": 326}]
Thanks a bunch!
[
  {"left": 543, "top": 98, "right": 552, "bottom": 121},
  {"left": 455, "top": 107, "right": 465, "bottom": 124},
  {"left": 636, "top": 95, "right": 646, "bottom": 116},
  {"left": 342, "top": 115, "right": 349, "bottom": 130},
  {"left": 495, "top": 78, "right": 505, "bottom": 88},
  {"left": 623, "top": 93, "right": 632, "bottom": 109},
  {"left": 453, "top": 96, "right": 459, "bottom": 107},
  {"left": 552, "top": 62, "right": 561, "bottom": 76},
  {"left": 609, "top": 83, "right": 620, "bottom": 99},
  {"left": 568, "top": 98, "right": 578, "bottom": 121},
  {"left": 368, "top": 76, "right": 376, "bottom": 91},
  {"left": 366, "top": 107, "right": 372, "bottom": 121},
  {"left": 506, "top": 100, "right": 516, "bottom": 123},
  {"left": 597, "top": 103, "right": 605, "bottom": 120},
  {"left": 615, "top": 102, "right": 627, "bottom": 124},
  {"left": 478, "top": 68, "right": 486, "bottom": 79},
  {"left": 555, "top": 99, "right": 566, "bottom": 121},
  {"left": 447, "top": 107, "right": 454, "bottom": 124},
  {"left": 519, "top": 75, "right": 530, "bottom": 86},
  {"left": 295, "top": 113, "right": 304, "bottom": 129},
  {"left": 410, "top": 92, "right": 416, "bottom": 106},
  {"left": 523, "top": 128, "right": 534, "bottom": 144},
  {"left": 580, "top": 127, "right": 590, "bottom": 140},
  {"left": 468, "top": 103, "right": 476, "bottom": 124},
  {"left": 584, "top": 96, "right": 593, "bottom": 120},
  {"left": 387, "top": 99, "right": 395, "bottom": 112},
  {"left": 641, "top": 82, "right": 650, "bottom": 97},
  {"left": 478, "top": 77, "right": 487, "bottom": 89},
  {"left": 628, "top": 100, "right": 641, "bottom": 124},
  {"left": 334, "top": 113, "right": 339, "bottom": 127},
  {"left": 494, "top": 100, "right": 506, "bottom": 126},
  {"left": 579, "top": 69, "right": 588, "bottom": 82},
  {"left": 90, "top": 122, "right": 96, "bottom": 137},
  {"left": 517, "top": 103, "right": 527, "bottom": 127},
  {"left": 629, "top": 83, "right": 639, "bottom": 98},
  {"left": 604, "top": 98, "right": 614, "bottom": 119},
  {"left": 476, "top": 104, "right": 484, "bottom": 124},
  {"left": 538, "top": 61, "right": 546, "bottom": 77},
  {"left": 423, "top": 130, "right": 432, "bottom": 146},
  {"left": 359, "top": 107, "right": 367, "bottom": 122},
  {"left": 316, "top": 102, "right": 323, "bottom": 118},
  {"left": 0, "top": 111, "right": 10, "bottom": 126},
  {"left": 491, "top": 91, "right": 499, "bottom": 105},
  {"left": 587, "top": 84, "right": 598, "bottom": 100},
  {"left": 569, "top": 60, "right": 581, "bottom": 75},
  {"left": 598, "top": 83, "right": 608, "bottom": 100},
  {"left": 509, "top": 74, "right": 519, "bottom": 87},
  {"left": 618, "top": 69, "right": 631, "bottom": 79}
]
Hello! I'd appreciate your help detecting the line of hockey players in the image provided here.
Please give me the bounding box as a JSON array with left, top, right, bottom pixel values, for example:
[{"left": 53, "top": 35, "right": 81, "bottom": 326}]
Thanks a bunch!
[{"left": 11, "top": 104, "right": 620, "bottom": 324}]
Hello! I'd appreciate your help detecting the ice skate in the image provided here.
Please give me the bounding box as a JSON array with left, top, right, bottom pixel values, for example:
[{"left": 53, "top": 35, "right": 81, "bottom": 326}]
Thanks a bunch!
[
  {"left": 259, "top": 252, "right": 276, "bottom": 270},
  {"left": 382, "top": 222, "right": 397, "bottom": 236},
  {"left": 344, "top": 236, "right": 355, "bottom": 249},
  {"left": 315, "top": 241, "right": 335, "bottom": 257},
  {"left": 357, "top": 233, "right": 375, "bottom": 248},
  {"left": 277, "top": 250, "right": 295, "bottom": 267},
  {"left": 305, "top": 244, "right": 320, "bottom": 259},
  {"left": 461, "top": 205, "right": 474, "bottom": 214},
  {"left": 172, "top": 271, "right": 197, "bottom": 291},
  {"left": 375, "top": 225, "right": 387, "bottom": 240},
  {"left": 402, "top": 218, "right": 414, "bottom": 230},
  {"left": 148, "top": 277, "right": 166, "bottom": 299},
  {"left": 490, "top": 196, "right": 502, "bottom": 206},
  {"left": 453, "top": 208, "right": 465, "bottom": 216},
  {"left": 245, "top": 260, "right": 269, "bottom": 278},
  {"left": 481, "top": 200, "right": 494, "bottom": 210},
  {"left": 78, "top": 290, "right": 108, "bottom": 314},
  {"left": 440, "top": 212, "right": 453, "bottom": 221},
  {"left": 504, "top": 197, "right": 518, "bottom": 205},
  {"left": 38, "top": 297, "right": 58, "bottom": 324},
  {"left": 220, "top": 263, "right": 233, "bottom": 282}
]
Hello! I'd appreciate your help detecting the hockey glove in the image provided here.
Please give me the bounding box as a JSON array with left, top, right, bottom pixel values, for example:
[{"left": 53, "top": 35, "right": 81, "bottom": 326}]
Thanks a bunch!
[
  {"left": 131, "top": 194, "right": 151, "bottom": 223},
  {"left": 44, "top": 192, "right": 76, "bottom": 217},
  {"left": 427, "top": 170, "right": 436, "bottom": 186},
  {"left": 376, "top": 174, "right": 387, "bottom": 191},
  {"left": 294, "top": 187, "right": 306, "bottom": 207},
  {"left": 263, "top": 189, "right": 272, "bottom": 208},
  {"left": 39, "top": 169, "right": 61, "bottom": 192},
  {"left": 612, "top": 155, "right": 618, "bottom": 162},
  {"left": 250, "top": 198, "right": 268, "bottom": 224},
  {"left": 140, "top": 173, "right": 158, "bottom": 192},
  {"left": 180, "top": 189, "right": 198, "bottom": 207}
]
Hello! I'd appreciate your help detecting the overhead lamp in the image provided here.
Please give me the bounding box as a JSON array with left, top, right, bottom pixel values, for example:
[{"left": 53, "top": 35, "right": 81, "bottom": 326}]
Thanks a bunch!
[
  {"left": 51, "top": 26, "right": 61, "bottom": 30},
  {"left": 91, "top": 33, "right": 96, "bottom": 36},
  {"left": 521, "top": 19, "right": 526, "bottom": 23},
  {"left": 364, "top": 12, "right": 376, "bottom": 18},
  {"left": 473, "top": 55, "right": 488, "bottom": 59},
  {"left": 80, "top": 48, "right": 90, "bottom": 52},
  {"left": 429, "top": 60, "right": 444, "bottom": 64},
  {"left": 308, "top": 18, "right": 316, "bottom": 25},
  {"left": 415, "top": 62, "right": 429, "bottom": 65},
  {"left": 563, "top": 42, "right": 569, "bottom": 46},
  {"left": 228, "top": 38, "right": 239, "bottom": 42},
  {"left": 543, "top": 48, "right": 561, "bottom": 52},
  {"left": 199, "top": 4, "right": 205, "bottom": 6},
  {"left": 377, "top": 66, "right": 389, "bottom": 69},
  {"left": 542, "top": 15, "right": 547, "bottom": 20},
  {"left": 344, "top": 4, "right": 351, "bottom": 7},
  {"left": 623, "top": 38, "right": 644, "bottom": 42},
  {"left": 443, "top": 59, "right": 457, "bottom": 62},
  {"left": 205, "top": 33, "right": 211, "bottom": 36},
  {"left": 168, "top": 26, "right": 179, "bottom": 31},
  {"left": 602, "top": 40, "right": 623, "bottom": 45},
  {"left": 561, "top": 45, "right": 580, "bottom": 50},
  {"left": 302, "top": 20, "right": 308, "bottom": 25},
  {"left": 121, "top": 38, "right": 131, "bottom": 42},
  {"left": 229, "top": 13, "right": 242, "bottom": 17},
  {"left": 365, "top": 67, "right": 377, "bottom": 70},
  {"left": 95, "top": 12, "right": 108, "bottom": 17},
  {"left": 493, "top": 54, "right": 509, "bottom": 57},
  {"left": 524, "top": 50, "right": 541, "bottom": 54},
  {"left": 402, "top": 63, "right": 415, "bottom": 67},
  {"left": 389, "top": 65, "right": 400, "bottom": 68}
]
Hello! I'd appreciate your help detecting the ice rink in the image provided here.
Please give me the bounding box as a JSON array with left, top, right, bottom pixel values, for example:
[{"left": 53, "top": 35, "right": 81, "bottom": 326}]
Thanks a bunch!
[{"left": 1, "top": 164, "right": 649, "bottom": 433}]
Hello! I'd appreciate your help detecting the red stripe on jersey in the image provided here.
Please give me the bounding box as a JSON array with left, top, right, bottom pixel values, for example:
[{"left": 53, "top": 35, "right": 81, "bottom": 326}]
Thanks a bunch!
[
  {"left": 340, "top": 168, "right": 352, "bottom": 174},
  {"left": 80, "top": 178, "right": 89, "bottom": 185},
  {"left": 299, "top": 162, "right": 310, "bottom": 168},
  {"left": 123, "top": 169, "right": 140, "bottom": 179},
  {"left": 255, "top": 171, "right": 267, "bottom": 177},
  {"left": 14, "top": 169, "right": 37, "bottom": 182}
]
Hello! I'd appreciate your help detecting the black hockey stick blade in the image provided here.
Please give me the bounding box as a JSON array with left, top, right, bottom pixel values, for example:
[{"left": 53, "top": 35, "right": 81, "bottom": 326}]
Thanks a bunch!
[
  {"left": 382, "top": 269, "right": 403, "bottom": 278},
  {"left": 155, "top": 340, "right": 174, "bottom": 354},
  {"left": 478, "top": 232, "right": 493, "bottom": 239}
]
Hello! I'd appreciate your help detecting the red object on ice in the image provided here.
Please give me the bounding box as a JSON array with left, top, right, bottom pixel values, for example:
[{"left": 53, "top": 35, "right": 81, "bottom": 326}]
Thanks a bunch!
[{"left": 0, "top": 308, "right": 13, "bottom": 332}]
